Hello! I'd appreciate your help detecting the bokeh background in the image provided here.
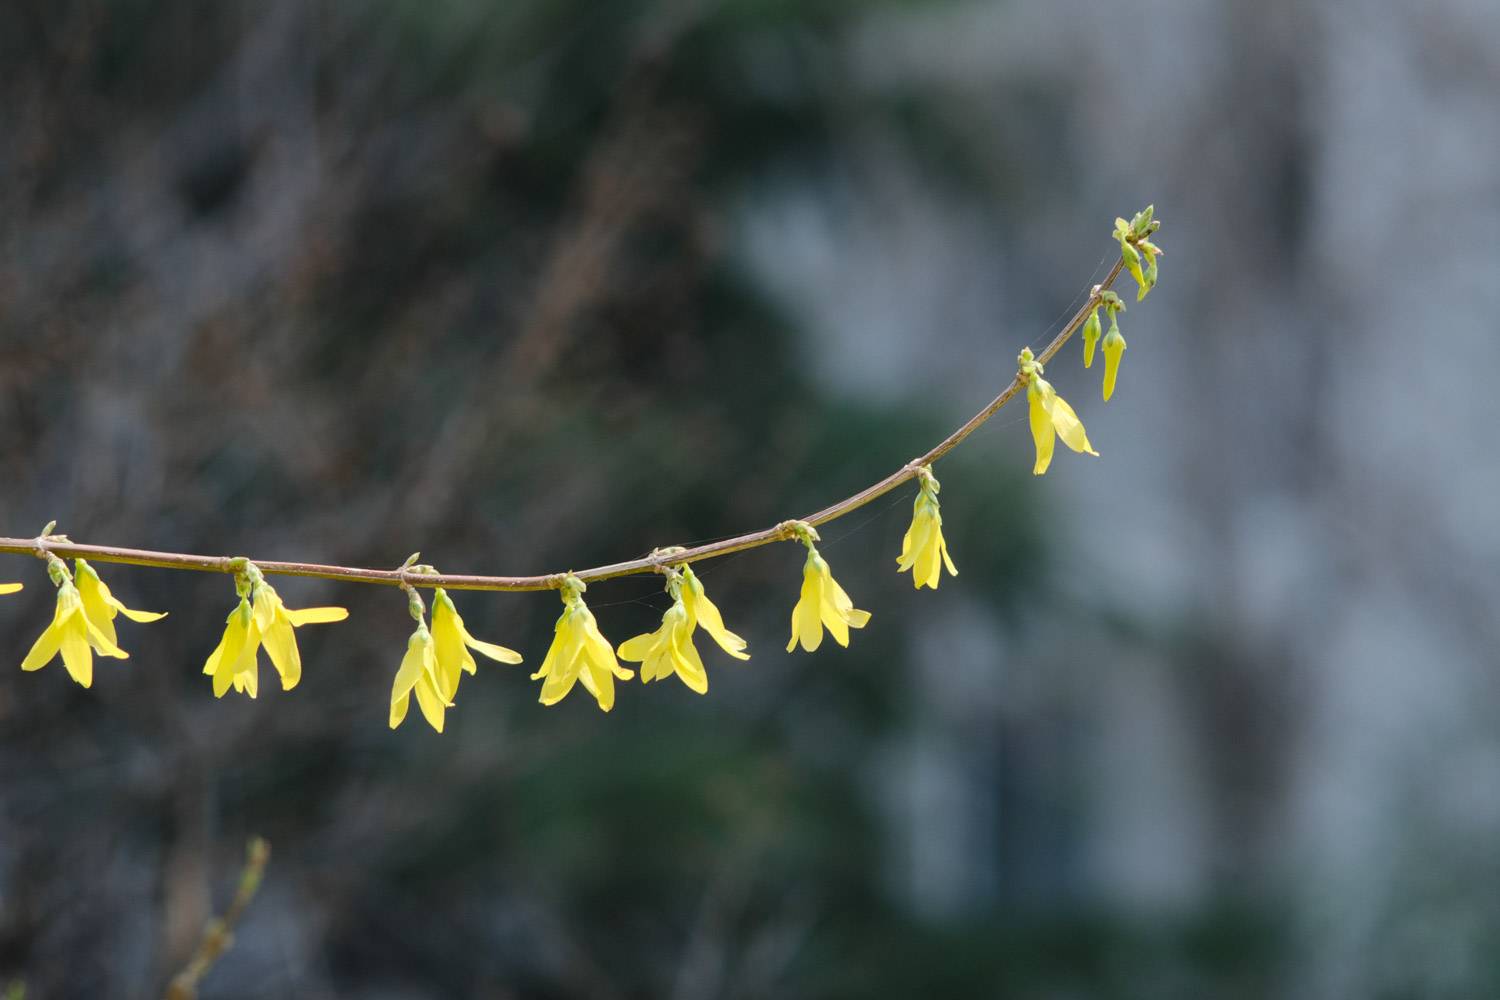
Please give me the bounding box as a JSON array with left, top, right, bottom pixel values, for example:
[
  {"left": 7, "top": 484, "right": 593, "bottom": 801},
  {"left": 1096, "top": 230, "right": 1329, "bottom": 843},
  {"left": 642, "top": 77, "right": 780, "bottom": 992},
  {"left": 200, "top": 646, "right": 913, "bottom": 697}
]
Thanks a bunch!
[{"left": 2, "top": 1, "right": 1498, "bottom": 997}]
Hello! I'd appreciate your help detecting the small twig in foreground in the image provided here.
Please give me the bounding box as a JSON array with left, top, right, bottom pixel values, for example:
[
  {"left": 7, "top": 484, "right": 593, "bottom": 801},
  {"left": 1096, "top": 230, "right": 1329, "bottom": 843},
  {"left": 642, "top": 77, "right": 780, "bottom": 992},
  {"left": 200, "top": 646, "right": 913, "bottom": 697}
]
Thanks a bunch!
[{"left": 164, "top": 837, "right": 271, "bottom": 1000}]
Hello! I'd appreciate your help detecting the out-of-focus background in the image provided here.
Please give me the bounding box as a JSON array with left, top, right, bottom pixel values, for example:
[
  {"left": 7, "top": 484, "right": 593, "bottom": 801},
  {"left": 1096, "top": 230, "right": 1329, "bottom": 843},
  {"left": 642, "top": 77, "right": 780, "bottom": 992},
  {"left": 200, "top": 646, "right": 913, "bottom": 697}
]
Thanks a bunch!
[{"left": 2, "top": 1, "right": 1498, "bottom": 997}]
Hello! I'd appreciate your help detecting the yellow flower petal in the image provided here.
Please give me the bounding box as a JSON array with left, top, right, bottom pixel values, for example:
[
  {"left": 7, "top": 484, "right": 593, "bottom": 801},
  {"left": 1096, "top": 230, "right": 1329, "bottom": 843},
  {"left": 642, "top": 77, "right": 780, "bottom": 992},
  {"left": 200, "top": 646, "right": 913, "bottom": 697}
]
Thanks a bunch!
[
  {"left": 250, "top": 583, "right": 343, "bottom": 692},
  {"left": 390, "top": 628, "right": 434, "bottom": 729},
  {"left": 681, "top": 568, "right": 749, "bottom": 660},
  {"left": 581, "top": 614, "right": 630, "bottom": 712},
  {"left": 207, "top": 602, "right": 250, "bottom": 671},
  {"left": 466, "top": 634, "right": 522, "bottom": 664},
  {"left": 85, "top": 615, "right": 128, "bottom": 660},
  {"left": 284, "top": 607, "right": 349, "bottom": 627},
  {"left": 1045, "top": 392, "right": 1098, "bottom": 456},
  {"left": 59, "top": 609, "right": 94, "bottom": 688},
  {"left": 259, "top": 613, "right": 301, "bottom": 691},
  {"left": 75, "top": 559, "right": 165, "bottom": 650},
  {"left": 788, "top": 555, "right": 825, "bottom": 653},
  {"left": 413, "top": 672, "right": 447, "bottom": 733},
  {"left": 539, "top": 642, "right": 585, "bottom": 706},
  {"left": 531, "top": 619, "right": 566, "bottom": 681},
  {"left": 617, "top": 631, "right": 658, "bottom": 663},
  {"left": 430, "top": 594, "right": 469, "bottom": 700},
  {"left": 22, "top": 590, "right": 69, "bottom": 672},
  {"left": 408, "top": 638, "right": 450, "bottom": 733},
  {"left": 430, "top": 589, "right": 521, "bottom": 702},
  {"left": 820, "top": 593, "right": 851, "bottom": 647},
  {"left": 22, "top": 621, "right": 63, "bottom": 673},
  {"left": 231, "top": 657, "right": 259, "bottom": 698},
  {"left": 670, "top": 621, "right": 709, "bottom": 695},
  {"left": 1028, "top": 379, "right": 1056, "bottom": 475},
  {"left": 0, "top": 583, "right": 23, "bottom": 595}
]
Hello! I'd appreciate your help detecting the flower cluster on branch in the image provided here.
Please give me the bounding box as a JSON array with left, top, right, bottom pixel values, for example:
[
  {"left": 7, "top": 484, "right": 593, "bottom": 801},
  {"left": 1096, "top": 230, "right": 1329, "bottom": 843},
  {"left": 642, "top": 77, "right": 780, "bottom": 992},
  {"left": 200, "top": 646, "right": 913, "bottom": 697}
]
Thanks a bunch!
[{"left": 1, "top": 210, "right": 1161, "bottom": 731}]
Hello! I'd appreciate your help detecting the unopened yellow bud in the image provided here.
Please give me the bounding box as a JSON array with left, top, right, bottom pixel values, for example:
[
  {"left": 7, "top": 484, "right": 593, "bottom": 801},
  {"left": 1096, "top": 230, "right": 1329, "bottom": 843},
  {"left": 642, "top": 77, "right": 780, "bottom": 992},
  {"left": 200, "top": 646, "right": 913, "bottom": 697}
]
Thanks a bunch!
[
  {"left": 1101, "top": 324, "right": 1127, "bottom": 401},
  {"left": 1081, "top": 307, "right": 1101, "bottom": 368},
  {"left": 1120, "top": 240, "right": 1147, "bottom": 299}
]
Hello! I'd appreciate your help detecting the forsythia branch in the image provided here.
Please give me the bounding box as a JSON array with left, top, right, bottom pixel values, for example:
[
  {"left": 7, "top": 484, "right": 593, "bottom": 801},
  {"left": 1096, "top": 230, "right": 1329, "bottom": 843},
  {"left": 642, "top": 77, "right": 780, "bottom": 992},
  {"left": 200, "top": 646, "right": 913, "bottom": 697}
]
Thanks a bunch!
[
  {"left": 2, "top": 208, "right": 1161, "bottom": 717},
  {"left": 0, "top": 262, "right": 1126, "bottom": 593}
]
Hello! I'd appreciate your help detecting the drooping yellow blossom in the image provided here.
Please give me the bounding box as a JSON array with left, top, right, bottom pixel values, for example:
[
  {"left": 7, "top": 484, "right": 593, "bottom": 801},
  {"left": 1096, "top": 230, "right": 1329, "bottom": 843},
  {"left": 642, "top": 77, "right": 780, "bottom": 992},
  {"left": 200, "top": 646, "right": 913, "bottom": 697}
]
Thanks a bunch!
[
  {"left": 1101, "top": 319, "right": 1127, "bottom": 402},
  {"left": 390, "top": 624, "right": 452, "bottom": 733},
  {"left": 532, "top": 576, "right": 633, "bottom": 711},
  {"left": 784, "top": 522, "right": 871, "bottom": 653},
  {"left": 22, "top": 579, "right": 128, "bottom": 688},
  {"left": 250, "top": 579, "right": 348, "bottom": 691},
  {"left": 430, "top": 587, "right": 523, "bottom": 702},
  {"left": 0, "top": 582, "right": 21, "bottom": 595},
  {"left": 680, "top": 565, "right": 749, "bottom": 660},
  {"left": 896, "top": 467, "right": 957, "bottom": 589},
  {"left": 618, "top": 597, "right": 708, "bottom": 693},
  {"left": 1020, "top": 348, "right": 1097, "bottom": 476},
  {"left": 75, "top": 558, "right": 166, "bottom": 647},
  {"left": 201, "top": 565, "right": 347, "bottom": 698},
  {"left": 617, "top": 565, "right": 748, "bottom": 695},
  {"left": 202, "top": 597, "right": 260, "bottom": 698}
]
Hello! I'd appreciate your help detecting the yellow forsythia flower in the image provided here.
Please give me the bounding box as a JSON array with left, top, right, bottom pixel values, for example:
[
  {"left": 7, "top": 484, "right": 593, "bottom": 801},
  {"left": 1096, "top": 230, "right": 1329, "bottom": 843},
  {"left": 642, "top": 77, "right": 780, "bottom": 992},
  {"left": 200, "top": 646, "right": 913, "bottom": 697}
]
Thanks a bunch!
[
  {"left": 202, "top": 568, "right": 347, "bottom": 698},
  {"left": 1026, "top": 369, "right": 1098, "bottom": 476},
  {"left": 1101, "top": 320, "right": 1127, "bottom": 401},
  {"left": 389, "top": 624, "right": 451, "bottom": 733},
  {"left": 203, "top": 597, "right": 260, "bottom": 698},
  {"left": 896, "top": 467, "right": 957, "bottom": 589},
  {"left": 680, "top": 565, "right": 750, "bottom": 660},
  {"left": 75, "top": 558, "right": 166, "bottom": 647},
  {"left": 430, "top": 587, "right": 522, "bottom": 702},
  {"left": 250, "top": 580, "right": 348, "bottom": 691},
  {"left": 22, "top": 579, "right": 127, "bottom": 688},
  {"left": 617, "top": 565, "right": 748, "bottom": 695},
  {"left": 532, "top": 576, "right": 633, "bottom": 711},
  {"left": 785, "top": 525, "right": 871, "bottom": 653},
  {"left": 618, "top": 598, "right": 707, "bottom": 693},
  {"left": 0, "top": 582, "right": 22, "bottom": 595}
]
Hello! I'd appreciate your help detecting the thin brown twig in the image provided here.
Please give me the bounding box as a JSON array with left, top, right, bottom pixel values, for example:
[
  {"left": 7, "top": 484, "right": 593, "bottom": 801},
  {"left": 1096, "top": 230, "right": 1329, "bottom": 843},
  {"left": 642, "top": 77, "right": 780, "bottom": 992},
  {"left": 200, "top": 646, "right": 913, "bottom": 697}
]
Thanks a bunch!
[
  {"left": 164, "top": 836, "right": 271, "bottom": 1000},
  {"left": 0, "top": 258, "right": 1125, "bottom": 593}
]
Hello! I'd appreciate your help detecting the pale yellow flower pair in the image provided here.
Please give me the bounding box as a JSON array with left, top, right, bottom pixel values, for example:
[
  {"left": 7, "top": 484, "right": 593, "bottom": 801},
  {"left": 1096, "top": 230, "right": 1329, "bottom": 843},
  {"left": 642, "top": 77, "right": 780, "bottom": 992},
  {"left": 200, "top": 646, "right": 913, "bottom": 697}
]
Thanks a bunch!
[
  {"left": 617, "top": 564, "right": 749, "bottom": 695},
  {"left": 21, "top": 559, "right": 166, "bottom": 688},
  {"left": 203, "top": 572, "right": 347, "bottom": 698},
  {"left": 389, "top": 587, "right": 522, "bottom": 733}
]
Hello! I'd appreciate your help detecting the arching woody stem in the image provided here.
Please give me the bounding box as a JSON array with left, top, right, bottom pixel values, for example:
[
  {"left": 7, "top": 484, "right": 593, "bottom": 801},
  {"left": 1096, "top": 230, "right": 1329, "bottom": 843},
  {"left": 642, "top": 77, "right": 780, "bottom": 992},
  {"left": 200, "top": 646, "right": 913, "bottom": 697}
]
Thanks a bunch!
[{"left": 0, "top": 259, "right": 1126, "bottom": 593}]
